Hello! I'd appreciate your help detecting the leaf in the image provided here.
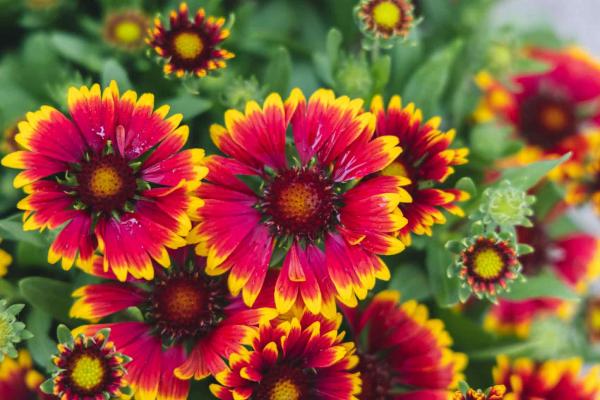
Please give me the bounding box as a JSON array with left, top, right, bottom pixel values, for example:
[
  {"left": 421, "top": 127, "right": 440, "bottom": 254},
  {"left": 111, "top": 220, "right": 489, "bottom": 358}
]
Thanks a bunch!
[
  {"left": 326, "top": 28, "right": 343, "bottom": 67},
  {"left": 390, "top": 31, "right": 423, "bottom": 89},
  {"left": 50, "top": 32, "right": 103, "bottom": 72},
  {"left": 0, "top": 216, "right": 46, "bottom": 247},
  {"left": 19, "top": 277, "right": 75, "bottom": 323},
  {"left": 426, "top": 241, "right": 460, "bottom": 307},
  {"left": 163, "top": 95, "right": 213, "bottom": 121},
  {"left": 470, "top": 123, "right": 513, "bottom": 161},
  {"left": 501, "top": 153, "right": 571, "bottom": 191},
  {"left": 16, "top": 241, "right": 51, "bottom": 268},
  {"left": 101, "top": 59, "right": 132, "bottom": 91},
  {"left": 502, "top": 271, "right": 579, "bottom": 301},
  {"left": 26, "top": 308, "right": 56, "bottom": 372},
  {"left": 455, "top": 177, "right": 477, "bottom": 198},
  {"left": 264, "top": 46, "right": 292, "bottom": 93},
  {"left": 434, "top": 307, "right": 507, "bottom": 352},
  {"left": 388, "top": 264, "right": 431, "bottom": 301},
  {"left": 371, "top": 55, "right": 391, "bottom": 95},
  {"left": 402, "top": 40, "right": 463, "bottom": 117}
]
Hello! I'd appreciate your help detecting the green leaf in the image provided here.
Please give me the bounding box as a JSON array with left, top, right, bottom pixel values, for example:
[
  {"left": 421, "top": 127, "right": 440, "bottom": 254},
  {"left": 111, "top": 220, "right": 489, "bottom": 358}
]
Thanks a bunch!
[
  {"left": 502, "top": 271, "right": 579, "bottom": 301},
  {"left": 388, "top": 264, "right": 431, "bottom": 301},
  {"left": 426, "top": 241, "right": 460, "bottom": 307},
  {"left": 56, "top": 324, "right": 73, "bottom": 346},
  {"left": 16, "top": 241, "right": 51, "bottom": 268},
  {"left": 19, "top": 277, "right": 75, "bottom": 323},
  {"left": 470, "top": 123, "right": 513, "bottom": 161},
  {"left": 163, "top": 95, "right": 213, "bottom": 121},
  {"left": 26, "top": 308, "right": 56, "bottom": 372},
  {"left": 402, "top": 40, "right": 463, "bottom": 117},
  {"left": 326, "top": 28, "right": 343, "bottom": 68},
  {"left": 101, "top": 59, "right": 132, "bottom": 91},
  {"left": 50, "top": 32, "right": 103, "bottom": 72},
  {"left": 264, "top": 46, "right": 292, "bottom": 93},
  {"left": 371, "top": 55, "right": 391, "bottom": 95},
  {"left": 390, "top": 31, "right": 423, "bottom": 89},
  {"left": 501, "top": 153, "right": 571, "bottom": 191},
  {"left": 455, "top": 177, "right": 477, "bottom": 198},
  {"left": 0, "top": 216, "right": 46, "bottom": 247}
]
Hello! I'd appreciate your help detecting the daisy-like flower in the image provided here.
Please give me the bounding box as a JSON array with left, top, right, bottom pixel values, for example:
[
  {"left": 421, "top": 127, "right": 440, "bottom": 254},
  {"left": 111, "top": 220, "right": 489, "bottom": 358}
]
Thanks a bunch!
[
  {"left": 493, "top": 356, "right": 600, "bottom": 399},
  {"left": 104, "top": 9, "right": 150, "bottom": 51},
  {"left": 0, "top": 350, "right": 53, "bottom": 399},
  {"left": 1, "top": 81, "right": 206, "bottom": 281},
  {"left": 71, "top": 248, "right": 277, "bottom": 400},
  {"left": 41, "top": 326, "right": 131, "bottom": 400},
  {"left": 0, "top": 301, "right": 33, "bottom": 361},
  {"left": 343, "top": 290, "right": 467, "bottom": 400},
  {"left": 210, "top": 311, "right": 361, "bottom": 400},
  {"left": 447, "top": 228, "right": 526, "bottom": 302},
  {"left": 147, "top": 2, "right": 234, "bottom": 78},
  {"left": 474, "top": 47, "right": 600, "bottom": 174},
  {"left": 371, "top": 95, "right": 469, "bottom": 245},
  {"left": 454, "top": 384, "right": 506, "bottom": 400},
  {"left": 356, "top": 0, "right": 415, "bottom": 40},
  {"left": 484, "top": 298, "right": 574, "bottom": 338},
  {"left": 189, "top": 88, "right": 409, "bottom": 317}
]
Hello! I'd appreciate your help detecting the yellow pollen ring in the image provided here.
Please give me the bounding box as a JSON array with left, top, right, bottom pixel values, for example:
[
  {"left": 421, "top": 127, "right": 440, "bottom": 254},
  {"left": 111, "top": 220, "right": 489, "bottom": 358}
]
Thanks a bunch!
[
  {"left": 372, "top": 1, "right": 402, "bottom": 29},
  {"left": 89, "top": 166, "right": 123, "bottom": 198},
  {"left": 69, "top": 355, "right": 105, "bottom": 391},
  {"left": 173, "top": 32, "right": 204, "bottom": 59},
  {"left": 473, "top": 248, "right": 504, "bottom": 279},
  {"left": 278, "top": 183, "right": 319, "bottom": 222},
  {"left": 270, "top": 379, "right": 300, "bottom": 400},
  {"left": 114, "top": 20, "right": 142, "bottom": 44},
  {"left": 540, "top": 105, "right": 569, "bottom": 132}
]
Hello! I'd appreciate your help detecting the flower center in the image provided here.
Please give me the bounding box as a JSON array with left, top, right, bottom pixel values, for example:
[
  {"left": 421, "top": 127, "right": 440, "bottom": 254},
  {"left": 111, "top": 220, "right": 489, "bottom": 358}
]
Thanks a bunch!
[
  {"left": 473, "top": 248, "right": 504, "bottom": 279},
  {"left": 254, "top": 366, "right": 308, "bottom": 400},
  {"left": 173, "top": 31, "right": 204, "bottom": 59},
  {"left": 373, "top": 1, "right": 401, "bottom": 29},
  {"left": 261, "top": 168, "right": 337, "bottom": 241},
  {"left": 150, "top": 270, "right": 227, "bottom": 341},
  {"left": 357, "top": 354, "right": 392, "bottom": 400},
  {"left": 519, "top": 93, "right": 576, "bottom": 149},
  {"left": 69, "top": 354, "right": 106, "bottom": 392},
  {"left": 114, "top": 21, "right": 142, "bottom": 44},
  {"left": 77, "top": 154, "right": 137, "bottom": 213}
]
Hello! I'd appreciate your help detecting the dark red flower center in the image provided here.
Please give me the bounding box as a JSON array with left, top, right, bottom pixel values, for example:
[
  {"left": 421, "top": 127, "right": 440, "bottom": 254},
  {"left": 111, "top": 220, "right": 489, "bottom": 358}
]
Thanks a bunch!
[
  {"left": 62, "top": 347, "right": 111, "bottom": 397},
  {"left": 518, "top": 93, "right": 577, "bottom": 149},
  {"left": 150, "top": 270, "right": 228, "bottom": 341},
  {"left": 167, "top": 28, "right": 210, "bottom": 69},
  {"left": 461, "top": 237, "right": 517, "bottom": 287},
  {"left": 254, "top": 365, "right": 308, "bottom": 400},
  {"left": 357, "top": 354, "right": 392, "bottom": 400},
  {"left": 77, "top": 153, "right": 137, "bottom": 213},
  {"left": 261, "top": 167, "right": 338, "bottom": 241}
]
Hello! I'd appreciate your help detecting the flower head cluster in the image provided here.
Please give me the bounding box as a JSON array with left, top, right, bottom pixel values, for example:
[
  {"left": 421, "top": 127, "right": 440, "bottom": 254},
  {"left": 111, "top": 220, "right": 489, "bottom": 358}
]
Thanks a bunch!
[
  {"left": 147, "top": 2, "right": 234, "bottom": 78},
  {"left": 0, "top": 301, "right": 32, "bottom": 361},
  {"left": 454, "top": 383, "right": 506, "bottom": 400},
  {"left": 356, "top": 0, "right": 415, "bottom": 45},
  {"left": 477, "top": 180, "right": 535, "bottom": 228},
  {"left": 41, "top": 326, "right": 131, "bottom": 399}
]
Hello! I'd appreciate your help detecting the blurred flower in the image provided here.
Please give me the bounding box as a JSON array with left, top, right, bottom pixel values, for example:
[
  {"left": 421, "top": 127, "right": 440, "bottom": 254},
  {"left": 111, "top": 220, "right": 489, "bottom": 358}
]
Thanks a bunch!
[
  {"left": 71, "top": 248, "right": 276, "bottom": 400},
  {"left": 0, "top": 240, "right": 12, "bottom": 277},
  {"left": 474, "top": 47, "right": 600, "bottom": 178},
  {"left": 454, "top": 384, "right": 506, "bottom": 400},
  {"left": 25, "top": 0, "right": 60, "bottom": 11},
  {"left": 210, "top": 311, "right": 361, "bottom": 400},
  {"left": 493, "top": 356, "right": 600, "bottom": 399},
  {"left": 343, "top": 290, "right": 467, "bottom": 399},
  {"left": 1, "top": 81, "right": 206, "bottom": 281},
  {"left": 189, "top": 88, "right": 409, "bottom": 317},
  {"left": 0, "top": 301, "right": 32, "bottom": 361},
  {"left": 585, "top": 297, "right": 600, "bottom": 343},
  {"left": 1, "top": 121, "right": 21, "bottom": 155},
  {"left": 447, "top": 231, "right": 524, "bottom": 302},
  {"left": 220, "top": 76, "right": 267, "bottom": 110},
  {"left": 484, "top": 298, "right": 574, "bottom": 338},
  {"left": 478, "top": 181, "right": 535, "bottom": 228},
  {"left": 356, "top": 0, "right": 415, "bottom": 40},
  {"left": 371, "top": 95, "right": 469, "bottom": 245},
  {"left": 103, "top": 9, "right": 149, "bottom": 51},
  {"left": 565, "top": 136, "right": 600, "bottom": 215},
  {"left": 147, "top": 2, "right": 234, "bottom": 78},
  {"left": 41, "top": 326, "right": 131, "bottom": 399},
  {"left": 0, "top": 350, "right": 51, "bottom": 399}
]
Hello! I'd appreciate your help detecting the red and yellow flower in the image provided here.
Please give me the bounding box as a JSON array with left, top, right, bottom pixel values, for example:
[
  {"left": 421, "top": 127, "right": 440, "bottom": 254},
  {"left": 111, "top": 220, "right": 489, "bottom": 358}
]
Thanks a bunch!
[
  {"left": 0, "top": 350, "right": 51, "bottom": 400},
  {"left": 103, "top": 9, "right": 150, "bottom": 51},
  {"left": 356, "top": 0, "right": 415, "bottom": 40},
  {"left": 475, "top": 47, "right": 600, "bottom": 177},
  {"left": 454, "top": 385, "right": 506, "bottom": 400},
  {"left": 189, "top": 88, "right": 410, "bottom": 317},
  {"left": 586, "top": 297, "right": 600, "bottom": 343},
  {"left": 371, "top": 95, "right": 469, "bottom": 244},
  {"left": 565, "top": 135, "right": 600, "bottom": 214},
  {"left": 210, "top": 311, "right": 361, "bottom": 400},
  {"left": 343, "top": 290, "right": 467, "bottom": 399},
  {"left": 493, "top": 356, "right": 600, "bottom": 399},
  {"left": 1, "top": 81, "right": 206, "bottom": 282},
  {"left": 70, "top": 248, "right": 276, "bottom": 400},
  {"left": 147, "top": 2, "right": 234, "bottom": 78}
]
